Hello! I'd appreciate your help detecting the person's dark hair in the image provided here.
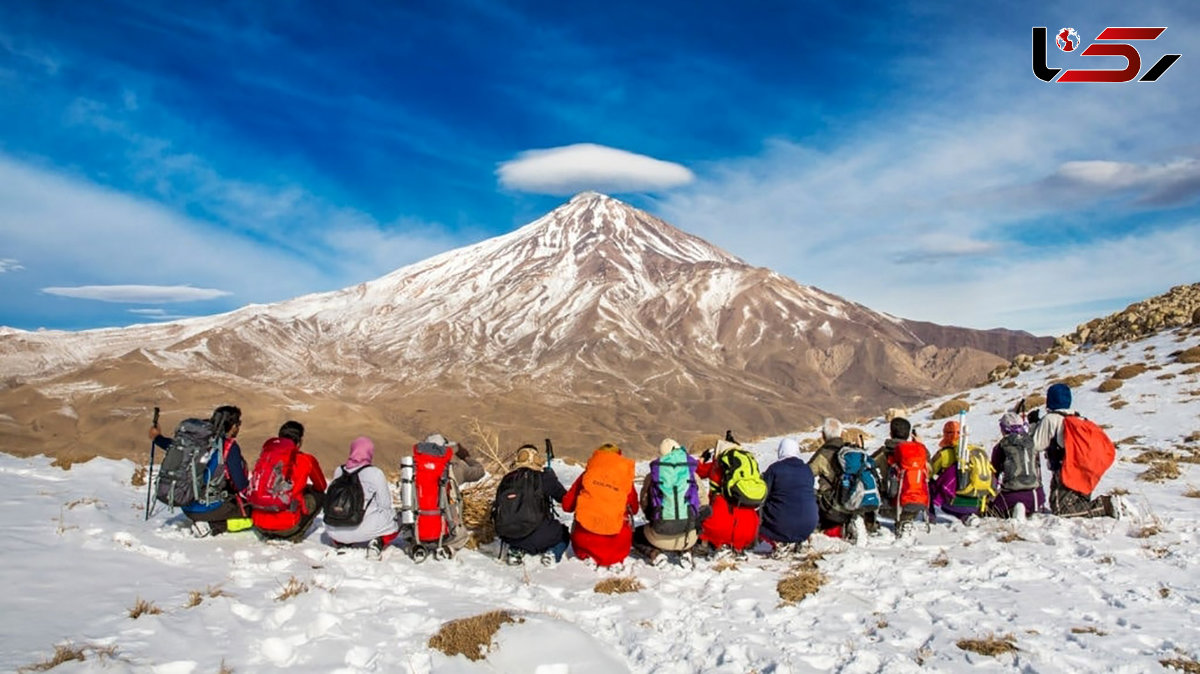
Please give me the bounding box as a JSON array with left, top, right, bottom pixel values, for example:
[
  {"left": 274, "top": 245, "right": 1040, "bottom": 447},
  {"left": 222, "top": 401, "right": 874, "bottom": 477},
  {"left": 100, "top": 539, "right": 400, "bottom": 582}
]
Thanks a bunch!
[
  {"left": 278, "top": 420, "right": 304, "bottom": 445},
  {"left": 889, "top": 417, "right": 912, "bottom": 440},
  {"left": 210, "top": 405, "right": 242, "bottom": 436}
]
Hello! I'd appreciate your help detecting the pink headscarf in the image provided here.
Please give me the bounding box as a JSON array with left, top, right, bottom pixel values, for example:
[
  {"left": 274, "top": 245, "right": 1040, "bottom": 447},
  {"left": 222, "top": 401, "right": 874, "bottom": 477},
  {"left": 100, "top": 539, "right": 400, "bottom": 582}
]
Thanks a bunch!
[{"left": 345, "top": 436, "right": 375, "bottom": 471}]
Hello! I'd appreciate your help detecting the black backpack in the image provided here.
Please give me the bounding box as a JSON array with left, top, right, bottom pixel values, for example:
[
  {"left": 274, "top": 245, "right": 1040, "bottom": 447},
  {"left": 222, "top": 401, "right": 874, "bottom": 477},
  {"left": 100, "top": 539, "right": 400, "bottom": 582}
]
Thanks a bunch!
[
  {"left": 998, "top": 432, "right": 1040, "bottom": 492},
  {"left": 492, "top": 467, "right": 548, "bottom": 540},
  {"left": 323, "top": 466, "right": 368, "bottom": 527},
  {"left": 155, "top": 418, "right": 224, "bottom": 508}
]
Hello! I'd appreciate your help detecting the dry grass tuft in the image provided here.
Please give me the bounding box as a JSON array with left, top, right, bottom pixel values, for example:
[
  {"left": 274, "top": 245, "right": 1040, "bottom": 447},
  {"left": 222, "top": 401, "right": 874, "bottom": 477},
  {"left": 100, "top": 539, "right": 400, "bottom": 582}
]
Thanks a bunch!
[
  {"left": 1070, "top": 625, "right": 1108, "bottom": 636},
  {"left": 1160, "top": 586, "right": 1171, "bottom": 598},
  {"left": 1097, "top": 379, "right": 1124, "bottom": 393},
  {"left": 131, "top": 465, "right": 147, "bottom": 487},
  {"left": 1023, "top": 393, "right": 1046, "bottom": 410},
  {"left": 1101, "top": 364, "right": 1117, "bottom": 372},
  {"left": 275, "top": 577, "right": 309, "bottom": 602},
  {"left": 428, "top": 610, "right": 520, "bottom": 662},
  {"left": 1130, "top": 523, "right": 1163, "bottom": 539},
  {"left": 932, "top": 399, "right": 970, "bottom": 420},
  {"left": 1132, "top": 449, "right": 1175, "bottom": 464},
  {"left": 956, "top": 633, "right": 1018, "bottom": 657},
  {"left": 461, "top": 479, "right": 498, "bottom": 548},
  {"left": 1109, "top": 398, "right": 1129, "bottom": 410},
  {"left": 713, "top": 559, "right": 739, "bottom": 573},
  {"left": 18, "top": 644, "right": 88, "bottom": 673},
  {"left": 1113, "top": 363, "right": 1149, "bottom": 380},
  {"left": 1183, "top": 365, "right": 1200, "bottom": 375},
  {"left": 1183, "top": 486, "right": 1200, "bottom": 498},
  {"left": 50, "top": 456, "right": 73, "bottom": 470},
  {"left": 997, "top": 529, "right": 1028, "bottom": 543},
  {"left": 929, "top": 550, "right": 950, "bottom": 567},
  {"left": 1175, "top": 346, "right": 1200, "bottom": 364},
  {"left": 1161, "top": 656, "right": 1200, "bottom": 673},
  {"left": 1097, "top": 555, "right": 1115, "bottom": 565},
  {"left": 218, "top": 659, "right": 234, "bottom": 674},
  {"left": 777, "top": 567, "right": 826, "bottom": 605},
  {"left": 1138, "top": 458, "right": 1181, "bottom": 483},
  {"left": 1117, "top": 435, "right": 1142, "bottom": 447},
  {"left": 1159, "top": 373, "right": 1178, "bottom": 381},
  {"left": 128, "top": 597, "right": 161, "bottom": 619},
  {"left": 1001, "top": 381, "right": 1017, "bottom": 389},
  {"left": 1185, "top": 431, "right": 1200, "bottom": 444},
  {"left": 66, "top": 497, "right": 100, "bottom": 509},
  {"left": 689, "top": 434, "right": 722, "bottom": 456},
  {"left": 186, "top": 591, "right": 203, "bottom": 608},
  {"left": 1054, "top": 374, "right": 1094, "bottom": 388},
  {"left": 1109, "top": 487, "right": 1130, "bottom": 496},
  {"left": 594, "top": 576, "right": 644, "bottom": 595}
]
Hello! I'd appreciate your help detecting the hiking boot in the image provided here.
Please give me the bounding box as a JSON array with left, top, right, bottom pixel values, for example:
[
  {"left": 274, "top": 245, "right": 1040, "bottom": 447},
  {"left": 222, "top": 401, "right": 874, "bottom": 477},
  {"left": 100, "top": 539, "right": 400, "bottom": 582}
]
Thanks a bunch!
[
  {"left": 678, "top": 550, "right": 695, "bottom": 569},
  {"left": 1102, "top": 494, "right": 1124, "bottom": 520},
  {"left": 190, "top": 521, "right": 212, "bottom": 538},
  {"left": 691, "top": 541, "right": 716, "bottom": 559},
  {"left": 771, "top": 542, "right": 797, "bottom": 560},
  {"left": 367, "top": 538, "right": 383, "bottom": 561},
  {"left": 713, "top": 545, "right": 734, "bottom": 560},
  {"left": 965, "top": 514, "right": 981, "bottom": 528},
  {"left": 540, "top": 552, "right": 556, "bottom": 567},
  {"left": 647, "top": 549, "right": 667, "bottom": 567},
  {"left": 847, "top": 516, "right": 866, "bottom": 545},
  {"left": 505, "top": 548, "right": 525, "bottom": 566},
  {"left": 1011, "top": 502, "right": 1027, "bottom": 521}
]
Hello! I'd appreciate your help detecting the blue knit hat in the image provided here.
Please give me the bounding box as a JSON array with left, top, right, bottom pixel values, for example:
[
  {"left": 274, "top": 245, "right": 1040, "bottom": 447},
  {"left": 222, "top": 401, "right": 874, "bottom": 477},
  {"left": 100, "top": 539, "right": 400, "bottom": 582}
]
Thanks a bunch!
[{"left": 1046, "top": 383, "right": 1072, "bottom": 410}]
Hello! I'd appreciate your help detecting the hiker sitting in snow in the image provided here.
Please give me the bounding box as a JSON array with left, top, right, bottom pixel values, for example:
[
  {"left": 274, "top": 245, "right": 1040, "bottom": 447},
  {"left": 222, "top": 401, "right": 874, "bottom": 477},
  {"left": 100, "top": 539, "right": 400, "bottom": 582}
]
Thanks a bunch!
[
  {"left": 492, "top": 444, "right": 569, "bottom": 565},
  {"left": 562, "top": 443, "right": 639, "bottom": 567},
  {"left": 1032, "top": 384, "right": 1119, "bottom": 519},
  {"left": 324, "top": 436, "right": 399, "bottom": 559},
  {"left": 808, "top": 418, "right": 855, "bottom": 539},
  {"left": 149, "top": 404, "right": 251, "bottom": 538},
  {"left": 987, "top": 412, "right": 1046, "bottom": 519},
  {"left": 878, "top": 417, "right": 930, "bottom": 534},
  {"left": 928, "top": 420, "right": 989, "bottom": 523},
  {"left": 693, "top": 432, "right": 763, "bottom": 557},
  {"left": 758, "top": 437, "right": 818, "bottom": 557},
  {"left": 417, "top": 433, "right": 486, "bottom": 553},
  {"left": 250, "top": 421, "right": 328, "bottom": 542},
  {"left": 632, "top": 438, "right": 701, "bottom": 567}
]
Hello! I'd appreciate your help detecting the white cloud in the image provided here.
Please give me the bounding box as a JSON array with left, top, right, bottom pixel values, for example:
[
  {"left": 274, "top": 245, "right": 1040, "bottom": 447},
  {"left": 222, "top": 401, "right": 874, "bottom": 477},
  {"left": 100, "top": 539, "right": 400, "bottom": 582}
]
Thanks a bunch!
[
  {"left": 892, "top": 234, "right": 1001, "bottom": 265},
  {"left": 42, "top": 285, "right": 231, "bottom": 303},
  {"left": 0, "top": 258, "right": 23, "bottom": 273},
  {"left": 128, "top": 308, "right": 190, "bottom": 320},
  {"left": 497, "top": 143, "right": 694, "bottom": 195}
]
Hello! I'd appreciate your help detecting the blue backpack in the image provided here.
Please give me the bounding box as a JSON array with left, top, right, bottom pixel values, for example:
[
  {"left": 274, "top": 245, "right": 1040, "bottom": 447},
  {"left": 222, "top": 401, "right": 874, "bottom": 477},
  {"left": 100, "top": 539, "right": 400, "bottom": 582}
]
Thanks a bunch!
[
  {"left": 647, "top": 447, "right": 701, "bottom": 536},
  {"left": 836, "top": 444, "right": 882, "bottom": 512}
]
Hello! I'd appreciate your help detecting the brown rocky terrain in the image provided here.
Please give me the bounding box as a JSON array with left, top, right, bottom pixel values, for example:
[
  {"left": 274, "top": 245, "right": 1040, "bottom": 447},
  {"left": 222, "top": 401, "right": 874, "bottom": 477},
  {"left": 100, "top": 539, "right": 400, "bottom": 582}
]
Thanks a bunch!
[{"left": 0, "top": 193, "right": 1050, "bottom": 468}]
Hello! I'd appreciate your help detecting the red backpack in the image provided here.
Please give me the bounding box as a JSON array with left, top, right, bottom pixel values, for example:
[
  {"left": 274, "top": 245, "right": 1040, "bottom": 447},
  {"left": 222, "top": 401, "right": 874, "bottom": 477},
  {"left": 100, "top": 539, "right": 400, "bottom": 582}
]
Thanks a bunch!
[
  {"left": 247, "top": 438, "right": 300, "bottom": 513},
  {"left": 413, "top": 442, "right": 458, "bottom": 544},
  {"left": 891, "top": 441, "right": 930, "bottom": 508},
  {"left": 1057, "top": 413, "right": 1116, "bottom": 495}
]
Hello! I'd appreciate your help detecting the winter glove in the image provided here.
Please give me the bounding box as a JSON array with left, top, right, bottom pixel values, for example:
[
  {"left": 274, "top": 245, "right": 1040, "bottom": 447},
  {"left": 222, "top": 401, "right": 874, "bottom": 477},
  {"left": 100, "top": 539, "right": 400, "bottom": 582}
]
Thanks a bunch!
[
  {"left": 455, "top": 445, "right": 471, "bottom": 461},
  {"left": 701, "top": 448, "right": 714, "bottom": 462},
  {"left": 1028, "top": 409, "right": 1041, "bottom": 425}
]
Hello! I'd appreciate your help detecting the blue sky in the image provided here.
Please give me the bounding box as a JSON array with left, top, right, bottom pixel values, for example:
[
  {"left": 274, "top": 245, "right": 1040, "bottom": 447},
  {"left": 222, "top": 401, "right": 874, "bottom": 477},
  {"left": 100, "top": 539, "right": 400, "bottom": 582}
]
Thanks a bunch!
[{"left": 1, "top": 1, "right": 1197, "bottom": 334}]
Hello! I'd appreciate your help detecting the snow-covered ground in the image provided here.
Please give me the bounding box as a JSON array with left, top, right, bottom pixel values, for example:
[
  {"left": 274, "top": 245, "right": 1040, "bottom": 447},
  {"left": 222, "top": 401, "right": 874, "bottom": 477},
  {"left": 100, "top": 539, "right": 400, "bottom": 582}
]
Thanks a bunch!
[{"left": 2, "top": 329, "right": 1198, "bottom": 673}]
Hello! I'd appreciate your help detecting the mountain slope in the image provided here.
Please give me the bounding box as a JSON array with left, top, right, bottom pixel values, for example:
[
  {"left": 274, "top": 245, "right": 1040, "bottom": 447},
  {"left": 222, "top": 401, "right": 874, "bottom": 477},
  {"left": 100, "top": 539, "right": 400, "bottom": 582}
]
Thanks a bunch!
[{"left": 0, "top": 193, "right": 1048, "bottom": 462}]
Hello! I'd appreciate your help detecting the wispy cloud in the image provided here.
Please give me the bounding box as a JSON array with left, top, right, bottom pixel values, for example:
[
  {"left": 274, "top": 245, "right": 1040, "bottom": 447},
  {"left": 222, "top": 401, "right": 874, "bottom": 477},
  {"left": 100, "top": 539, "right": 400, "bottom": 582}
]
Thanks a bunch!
[
  {"left": 128, "top": 307, "right": 190, "bottom": 320},
  {"left": 0, "top": 258, "right": 23, "bottom": 273},
  {"left": 42, "top": 285, "right": 231, "bottom": 303},
  {"left": 498, "top": 143, "right": 694, "bottom": 195}
]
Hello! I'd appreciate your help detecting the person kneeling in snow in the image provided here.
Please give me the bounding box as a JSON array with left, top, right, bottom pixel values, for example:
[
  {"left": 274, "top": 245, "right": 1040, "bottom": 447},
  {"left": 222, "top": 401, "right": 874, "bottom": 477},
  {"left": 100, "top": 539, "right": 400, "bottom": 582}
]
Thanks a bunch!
[
  {"left": 758, "top": 438, "right": 818, "bottom": 557},
  {"left": 250, "top": 421, "right": 328, "bottom": 542},
  {"left": 692, "top": 434, "right": 763, "bottom": 557},
  {"left": 492, "top": 444, "right": 569, "bottom": 566},
  {"left": 324, "top": 436, "right": 399, "bottom": 559},
  {"left": 1033, "top": 384, "right": 1119, "bottom": 519},
  {"left": 632, "top": 438, "right": 701, "bottom": 567},
  {"left": 987, "top": 412, "right": 1046, "bottom": 518},
  {"left": 562, "top": 443, "right": 638, "bottom": 567}
]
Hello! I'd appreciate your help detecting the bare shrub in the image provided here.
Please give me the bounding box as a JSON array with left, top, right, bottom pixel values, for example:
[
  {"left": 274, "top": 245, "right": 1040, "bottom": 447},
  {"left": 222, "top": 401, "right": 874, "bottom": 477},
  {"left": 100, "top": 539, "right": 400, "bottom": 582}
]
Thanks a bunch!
[
  {"left": 956, "top": 633, "right": 1018, "bottom": 657},
  {"left": 428, "top": 610, "right": 520, "bottom": 662},
  {"left": 1113, "top": 363, "right": 1148, "bottom": 380},
  {"left": 1054, "top": 374, "right": 1094, "bottom": 388},
  {"left": 1138, "top": 459, "right": 1181, "bottom": 482},
  {"left": 777, "top": 567, "right": 826, "bottom": 604},
  {"left": 932, "top": 399, "right": 970, "bottom": 419},
  {"left": 131, "top": 465, "right": 147, "bottom": 487},
  {"left": 1070, "top": 625, "right": 1108, "bottom": 636},
  {"left": 128, "top": 597, "right": 161, "bottom": 619},
  {"left": 461, "top": 479, "right": 498, "bottom": 548},
  {"left": 1097, "top": 379, "right": 1123, "bottom": 393},
  {"left": 465, "top": 418, "right": 507, "bottom": 474},
  {"left": 275, "top": 577, "right": 308, "bottom": 602},
  {"left": 594, "top": 577, "right": 644, "bottom": 595}
]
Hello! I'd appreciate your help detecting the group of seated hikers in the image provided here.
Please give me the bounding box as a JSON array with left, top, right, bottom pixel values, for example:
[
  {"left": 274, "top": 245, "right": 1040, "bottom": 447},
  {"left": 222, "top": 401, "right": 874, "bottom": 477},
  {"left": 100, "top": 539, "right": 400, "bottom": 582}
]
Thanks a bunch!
[{"left": 147, "top": 382, "right": 1120, "bottom": 565}]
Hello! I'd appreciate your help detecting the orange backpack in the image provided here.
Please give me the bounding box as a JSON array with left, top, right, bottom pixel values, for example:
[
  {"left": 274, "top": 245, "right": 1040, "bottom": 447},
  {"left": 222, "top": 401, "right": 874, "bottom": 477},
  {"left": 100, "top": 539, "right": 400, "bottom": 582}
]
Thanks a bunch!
[
  {"left": 574, "top": 447, "right": 635, "bottom": 535},
  {"left": 892, "top": 441, "right": 930, "bottom": 508},
  {"left": 1058, "top": 413, "right": 1116, "bottom": 495}
]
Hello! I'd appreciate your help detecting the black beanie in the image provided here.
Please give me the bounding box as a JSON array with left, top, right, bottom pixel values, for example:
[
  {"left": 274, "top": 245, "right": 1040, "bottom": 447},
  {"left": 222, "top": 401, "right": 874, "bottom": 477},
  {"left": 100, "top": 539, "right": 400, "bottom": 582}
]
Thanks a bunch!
[{"left": 890, "top": 417, "right": 912, "bottom": 440}]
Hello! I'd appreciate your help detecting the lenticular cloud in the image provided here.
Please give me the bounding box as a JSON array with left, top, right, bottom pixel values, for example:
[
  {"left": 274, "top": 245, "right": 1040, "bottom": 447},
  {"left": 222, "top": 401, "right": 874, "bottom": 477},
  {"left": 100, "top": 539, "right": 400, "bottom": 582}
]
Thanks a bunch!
[
  {"left": 42, "top": 284, "right": 231, "bottom": 303},
  {"left": 498, "top": 143, "right": 694, "bottom": 195}
]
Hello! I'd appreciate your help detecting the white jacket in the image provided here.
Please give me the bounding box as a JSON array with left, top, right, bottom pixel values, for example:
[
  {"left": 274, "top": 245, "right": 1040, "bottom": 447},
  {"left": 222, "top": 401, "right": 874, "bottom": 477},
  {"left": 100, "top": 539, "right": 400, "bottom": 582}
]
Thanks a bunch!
[{"left": 324, "top": 465, "right": 399, "bottom": 544}]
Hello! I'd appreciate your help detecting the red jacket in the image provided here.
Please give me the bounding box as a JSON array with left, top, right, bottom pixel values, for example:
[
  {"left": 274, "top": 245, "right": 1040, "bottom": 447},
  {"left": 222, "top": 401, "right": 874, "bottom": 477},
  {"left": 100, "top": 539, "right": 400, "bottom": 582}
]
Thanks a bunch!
[
  {"left": 562, "top": 475, "right": 639, "bottom": 566},
  {"left": 251, "top": 452, "right": 327, "bottom": 532},
  {"left": 698, "top": 459, "right": 761, "bottom": 551}
]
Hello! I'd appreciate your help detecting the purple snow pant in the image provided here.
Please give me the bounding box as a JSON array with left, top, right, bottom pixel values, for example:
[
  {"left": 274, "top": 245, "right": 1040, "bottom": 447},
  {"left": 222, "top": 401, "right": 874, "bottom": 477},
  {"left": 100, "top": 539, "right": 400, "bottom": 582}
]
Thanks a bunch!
[{"left": 986, "top": 488, "right": 1047, "bottom": 518}]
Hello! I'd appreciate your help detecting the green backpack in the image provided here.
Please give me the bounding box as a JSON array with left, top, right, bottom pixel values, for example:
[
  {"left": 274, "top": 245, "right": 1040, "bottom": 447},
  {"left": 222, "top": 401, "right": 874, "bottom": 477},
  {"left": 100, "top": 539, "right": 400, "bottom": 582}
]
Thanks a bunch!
[{"left": 718, "top": 446, "right": 768, "bottom": 507}]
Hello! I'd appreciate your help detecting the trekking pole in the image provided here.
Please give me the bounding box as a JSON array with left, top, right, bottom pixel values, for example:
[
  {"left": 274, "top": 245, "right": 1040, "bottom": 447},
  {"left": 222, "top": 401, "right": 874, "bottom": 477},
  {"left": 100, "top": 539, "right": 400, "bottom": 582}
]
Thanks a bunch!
[
  {"left": 544, "top": 438, "right": 555, "bottom": 467},
  {"left": 145, "top": 406, "right": 159, "bottom": 521}
]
